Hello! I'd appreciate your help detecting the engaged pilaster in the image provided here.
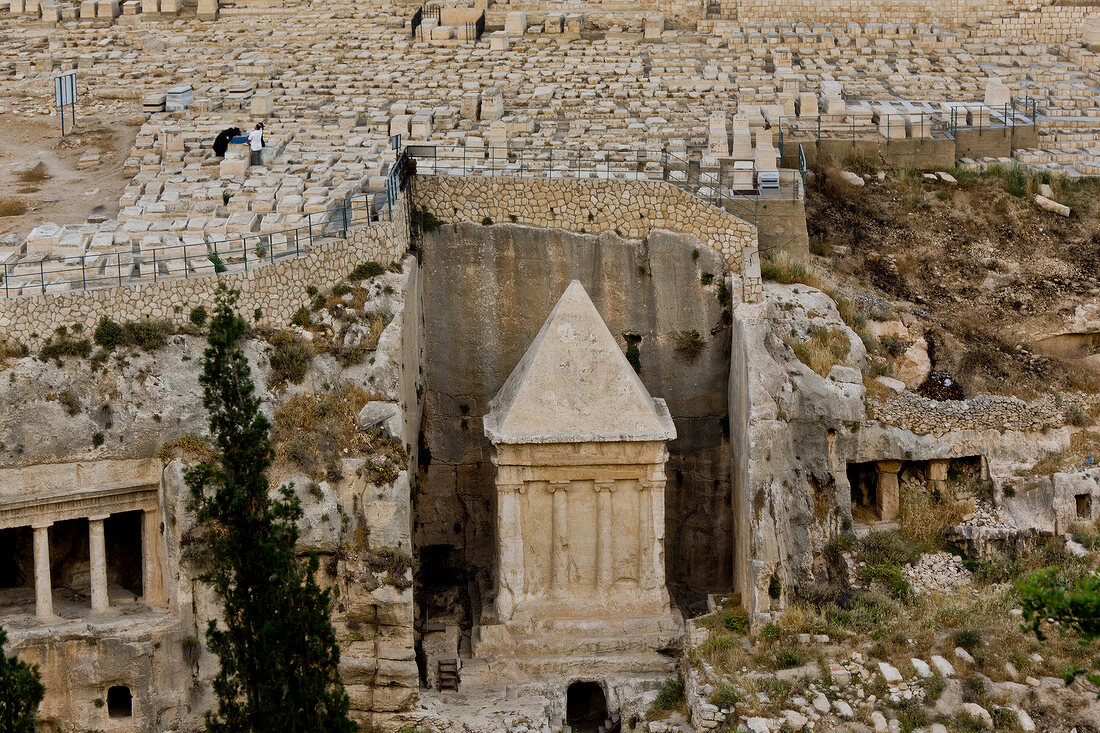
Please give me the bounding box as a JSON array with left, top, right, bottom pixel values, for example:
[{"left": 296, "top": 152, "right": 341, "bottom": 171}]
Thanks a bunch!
[
  {"left": 549, "top": 481, "right": 570, "bottom": 598},
  {"left": 594, "top": 480, "right": 615, "bottom": 593}
]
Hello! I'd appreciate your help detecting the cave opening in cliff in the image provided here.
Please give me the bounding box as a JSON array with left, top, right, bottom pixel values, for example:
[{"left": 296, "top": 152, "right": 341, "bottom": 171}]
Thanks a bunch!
[
  {"left": 566, "top": 681, "right": 608, "bottom": 732},
  {"left": 49, "top": 518, "right": 91, "bottom": 605},
  {"left": 107, "top": 685, "right": 132, "bottom": 718},
  {"left": 105, "top": 511, "right": 143, "bottom": 599}
]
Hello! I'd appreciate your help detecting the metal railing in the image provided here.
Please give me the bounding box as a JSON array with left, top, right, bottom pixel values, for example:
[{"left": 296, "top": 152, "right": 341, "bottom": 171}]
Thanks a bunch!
[
  {"left": 407, "top": 145, "right": 806, "bottom": 225},
  {"left": 2, "top": 152, "right": 412, "bottom": 299}
]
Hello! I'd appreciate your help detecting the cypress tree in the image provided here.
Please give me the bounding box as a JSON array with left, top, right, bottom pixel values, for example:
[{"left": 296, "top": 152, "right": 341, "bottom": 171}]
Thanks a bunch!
[
  {"left": 0, "top": 626, "right": 45, "bottom": 733},
  {"left": 187, "top": 286, "right": 354, "bottom": 733}
]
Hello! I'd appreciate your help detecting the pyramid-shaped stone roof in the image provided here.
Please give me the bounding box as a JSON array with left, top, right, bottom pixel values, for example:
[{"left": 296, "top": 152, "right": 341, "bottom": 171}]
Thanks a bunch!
[{"left": 483, "top": 281, "right": 677, "bottom": 445}]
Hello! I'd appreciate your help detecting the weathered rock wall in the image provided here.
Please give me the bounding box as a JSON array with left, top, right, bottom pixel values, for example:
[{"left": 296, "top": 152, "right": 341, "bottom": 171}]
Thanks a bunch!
[
  {"left": 0, "top": 196, "right": 409, "bottom": 351},
  {"left": 417, "top": 221, "right": 735, "bottom": 613},
  {"left": 1, "top": 260, "right": 421, "bottom": 732},
  {"left": 412, "top": 175, "right": 763, "bottom": 303}
]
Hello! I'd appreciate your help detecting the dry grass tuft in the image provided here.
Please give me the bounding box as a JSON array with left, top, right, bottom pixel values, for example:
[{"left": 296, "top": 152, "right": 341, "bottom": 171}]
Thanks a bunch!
[
  {"left": 272, "top": 385, "right": 404, "bottom": 481},
  {"left": 899, "top": 490, "right": 970, "bottom": 550},
  {"left": 0, "top": 197, "right": 29, "bottom": 217},
  {"left": 786, "top": 326, "right": 851, "bottom": 377},
  {"left": 761, "top": 251, "right": 827, "bottom": 290}
]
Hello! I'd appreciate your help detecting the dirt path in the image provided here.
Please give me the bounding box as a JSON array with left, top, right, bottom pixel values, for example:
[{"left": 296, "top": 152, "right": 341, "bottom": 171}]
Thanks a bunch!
[{"left": 0, "top": 112, "right": 139, "bottom": 238}]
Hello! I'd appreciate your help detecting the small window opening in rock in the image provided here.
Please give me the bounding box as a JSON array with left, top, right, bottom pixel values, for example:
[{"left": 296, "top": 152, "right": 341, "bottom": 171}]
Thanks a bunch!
[
  {"left": 107, "top": 686, "right": 132, "bottom": 718},
  {"left": 1076, "top": 494, "right": 1092, "bottom": 519},
  {"left": 566, "top": 681, "right": 607, "bottom": 733},
  {"left": 768, "top": 573, "right": 782, "bottom": 600}
]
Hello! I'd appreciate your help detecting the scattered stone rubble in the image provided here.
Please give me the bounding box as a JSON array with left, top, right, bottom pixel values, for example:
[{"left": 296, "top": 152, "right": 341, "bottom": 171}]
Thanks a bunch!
[{"left": 902, "top": 551, "right": 974, "bottom": 595}]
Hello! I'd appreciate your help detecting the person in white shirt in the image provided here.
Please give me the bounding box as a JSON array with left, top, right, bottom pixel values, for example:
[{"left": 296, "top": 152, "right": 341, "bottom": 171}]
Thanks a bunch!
[{"left": 247, "top": 122, "right": 264, "bottom": 167}]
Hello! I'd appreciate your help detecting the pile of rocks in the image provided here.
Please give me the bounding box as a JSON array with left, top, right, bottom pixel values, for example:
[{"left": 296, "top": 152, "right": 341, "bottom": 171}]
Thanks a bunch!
[
  {"left": 960, "top": 502, "right": 1013, "bottom": 530},
  {"left": 902, "top": 551, "right": 974, "bottom": 595}
]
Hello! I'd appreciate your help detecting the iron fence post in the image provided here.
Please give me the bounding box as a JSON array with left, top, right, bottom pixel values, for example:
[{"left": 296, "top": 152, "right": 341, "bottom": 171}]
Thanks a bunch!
[
  {"left": 117, "top": 253, "right": 122, "bottom": 286},
  {"left": 153, "top": 249, "right": 157, "bottom": 282},
  {"left": 39, "top": 259, "right": 43, "bottom": 293},
  {"left": 81, "top": 257, "right": 86, "bottom": 290},
  {"left": 184, "top": 242, "right": 189, "bottom": 278},
  {"left": 3, "top": 263, "right": 7, "bottom": 298},
  {"left": 243, "top": 237, "right": 248, "bottom": 272}
]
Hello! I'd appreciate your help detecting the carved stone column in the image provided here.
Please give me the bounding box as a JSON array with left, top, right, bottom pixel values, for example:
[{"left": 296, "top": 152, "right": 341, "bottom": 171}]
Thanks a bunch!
[
  {"left": 876, "top": 460, "right": 903, "bottom": 521},
  {"left": 549, "top": 481, "right": 570, "bottom": 599},
  {"left": 594, "top": 480, "right": 615, "bottom": 593},
  {"left": 89, "top": 515, "right": 109, "bottom": 612},
  {"left": 32, "top": 522, "right": 53, "bottom": 620},
  {"left": 496, "top": 482, "right": 525, "bottom": 619}
]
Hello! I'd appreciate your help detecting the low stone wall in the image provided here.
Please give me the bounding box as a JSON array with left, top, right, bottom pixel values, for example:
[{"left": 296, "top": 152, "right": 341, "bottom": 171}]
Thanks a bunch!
[
  {"left": 869, "top": 393, "right": 1064, "bottom": 436},
  {"left": 0, "top": 195, "right": 410, "bottom": 349},
  {"left": 412, "top": 175, "right": 763, "bottom": 302},
  {"left": 723, "top": 0, "right": 1026, "bottom": 26}
]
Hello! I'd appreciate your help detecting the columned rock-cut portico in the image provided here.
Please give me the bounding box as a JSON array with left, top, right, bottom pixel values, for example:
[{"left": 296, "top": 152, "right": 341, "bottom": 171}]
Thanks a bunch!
[
  {"left": 0, "top": 459, "right": 168, "bottom": 620},
  {"left": 477, "top": 281, "right": 682, "bottom": 664}
]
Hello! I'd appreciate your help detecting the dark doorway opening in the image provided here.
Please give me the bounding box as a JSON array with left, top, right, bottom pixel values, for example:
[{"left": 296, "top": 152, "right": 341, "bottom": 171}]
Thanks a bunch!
[
  {"left": 105, "top": 511, "right": 143, "bottom": 598},
  {"left": 1076, "top": 494, "right": 1092, "bottom": 520},
  {"left": 567, "top": 681, "right": 608, "bottom": 732},
  {"left": 0, "top": 526, "right": 32, "bottom": 589},
  {"left": 50, "top": 518, "right": 90, "bottom": 605},
  {"left": 847, "top": 462, "right": 878, "bottom": 521},
  {"left": 107, "top": 685, "right": 132, "bottom": 718}
]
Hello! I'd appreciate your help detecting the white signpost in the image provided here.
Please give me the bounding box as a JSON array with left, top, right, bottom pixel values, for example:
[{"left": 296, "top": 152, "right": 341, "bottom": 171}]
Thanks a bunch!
[{"left": 53, "top": 71, "right": 77, "bottom": 136}]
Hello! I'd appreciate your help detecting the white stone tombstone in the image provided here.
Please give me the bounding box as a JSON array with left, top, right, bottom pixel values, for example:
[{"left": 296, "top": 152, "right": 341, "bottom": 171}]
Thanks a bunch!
[
  {"left": 489, "top": 31, "right": 509, "bottom": 51},
  {"left": 983, "top": 77, "right": 1010, "bottom": 108},
  {"left": 544, "top": 12, "right": 563, "bottom": 34},
  {"left": 504, "top": 11, "right": 526, "bottom": 35},
  {"left": 480, "top": 88, "right": 504, "bottom": 121},
  {"left": 644, "top": 14, "right": 664, "bottom": 40}
]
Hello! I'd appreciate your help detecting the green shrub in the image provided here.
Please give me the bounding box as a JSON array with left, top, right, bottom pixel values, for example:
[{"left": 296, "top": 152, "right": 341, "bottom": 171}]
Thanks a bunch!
[
  {"left": 92, "top": 431, "right": 105, "bottom": 447},
  {"left": 653, "top": 677, "right": 684, "bottom": 710},
  {"left": 93, "top": 318, "right": 123, "bottom": 349},
  {"left": 760, "top": 623, "right": 781, "bottom": 642},
  {"left": 39, "top": 333, "right": 91, "bottom": 362},
  {"left": 123, "top": 319, "right": 170, "bottom": 351},
  {"left": 349, "top": 261, "right": 385, "bottom": 281},
  {"left": 268, "top": 333, "right": 313, "bottom": 387},
  {"left": 774, "top": 646, "right": 805, "bottom": 669},
  {"left": 722, "top": 607, "right": 750, "bottom": 633},
  {"left": 481, "top": 216, "right": 493, "bottom": 226},
  {"left": 859, "top": 530, "right": 921, "bottom": 568},
  {"left": 953, "top": 628, "right": 982, "bottom": 650},
  {"left": 865, "top": 564, "right": 912, "bottom": 601},
  {"left": 674, "top": 330, "right": 706, "bottom": 360},
  {"left": 189, "top": 307, "right": 208, "bottom": 328},
  {"left": 713, "top": 684, "right": 740, "bottom": 706},
  {"left": 291, "top": 307, "right": 312, "bottom": 328}
]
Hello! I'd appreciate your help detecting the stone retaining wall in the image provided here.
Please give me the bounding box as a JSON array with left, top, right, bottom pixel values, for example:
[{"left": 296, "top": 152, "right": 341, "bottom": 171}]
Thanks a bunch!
[
  {"left": 869, "top": 393, "right": 1065, "bottom": 436},
  {"left": 412, "top": 175, "right": 763, "bottom": 302},
  {"left": 0, "top": 196, "right": 410, "bottom": 350},
  {"left": 722, "top": 0, "right": 1028, "bottom": 25}
]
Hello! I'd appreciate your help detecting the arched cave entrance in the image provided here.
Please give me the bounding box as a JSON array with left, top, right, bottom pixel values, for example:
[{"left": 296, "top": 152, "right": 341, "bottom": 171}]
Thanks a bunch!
[{"left": 566, "top": 681, "right": 608, "bottom": 732}]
